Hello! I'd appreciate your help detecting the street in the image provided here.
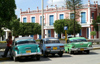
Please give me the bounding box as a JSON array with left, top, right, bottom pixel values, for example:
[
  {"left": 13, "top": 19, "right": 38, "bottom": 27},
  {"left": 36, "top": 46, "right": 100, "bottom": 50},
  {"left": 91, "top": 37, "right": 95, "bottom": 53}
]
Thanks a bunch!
[{"left": 0, "top": 49, "right": 100, "bottom": 64}]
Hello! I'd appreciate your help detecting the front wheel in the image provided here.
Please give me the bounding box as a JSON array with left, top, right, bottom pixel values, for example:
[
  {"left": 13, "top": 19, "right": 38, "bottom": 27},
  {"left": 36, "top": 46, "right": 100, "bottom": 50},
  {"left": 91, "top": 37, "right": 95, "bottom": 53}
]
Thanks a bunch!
[
  {"left": 13, "top": 56, "right": 18, "bottom": 61},
  {"left": 58, "top": 53, "right": 63, "bottom": 57},
  {"left": 69, "top": 50, "right": 74, "bottom": 54}
]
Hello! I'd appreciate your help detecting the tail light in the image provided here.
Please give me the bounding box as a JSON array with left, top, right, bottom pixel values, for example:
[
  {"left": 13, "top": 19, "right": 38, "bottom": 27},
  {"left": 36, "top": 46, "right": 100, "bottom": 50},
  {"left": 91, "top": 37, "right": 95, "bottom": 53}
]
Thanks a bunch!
[
  {"left": 46, "top": 47, "right": 51, "bottom": 48},
  {"left": 38, "top": 45, "right": 40, "bottom": 47},
  {"left": 15, "top": 47, "right": 18, "bottom": 50},
  {"left": 60, "top": 46, "right": 64, "bottom": 48},
  {"left": 72, "top": 46, "right": 75, "bottom": 48}
]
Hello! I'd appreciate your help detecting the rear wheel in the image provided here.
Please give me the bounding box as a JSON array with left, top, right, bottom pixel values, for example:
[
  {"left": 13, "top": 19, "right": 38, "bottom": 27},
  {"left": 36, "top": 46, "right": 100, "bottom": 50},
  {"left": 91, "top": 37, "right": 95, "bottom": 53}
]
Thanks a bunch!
[
  {"left": 68, "top": 49, "right": 74, "bottom": 54},
  {"left": 58, "top": 52, "right": 63, "bottom": 57},
  {"left": 58, "top": 53, "right": 63, "bottom": 57},
  {"left": 36, "top": 55, "right": 40, "bottom": 60},
  {"left": 43, "top": 51, "right": 48, "bottom": 57},
  {"left": 86, "top": 50, "right": 90, "bottom": 54},
  {"left": 52, "top": 54, "right": 55, "bottom": 56}
]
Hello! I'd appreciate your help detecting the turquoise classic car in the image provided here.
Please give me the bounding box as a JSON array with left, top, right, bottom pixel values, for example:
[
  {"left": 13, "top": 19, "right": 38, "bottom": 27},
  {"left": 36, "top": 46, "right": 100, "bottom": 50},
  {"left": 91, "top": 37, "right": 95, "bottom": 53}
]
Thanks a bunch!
[
  {"left": 10, "top": 37, "right": 41, "bottom": 61},
  {"left": 64, "top": 37, "right": 93, "bottom": 54}
]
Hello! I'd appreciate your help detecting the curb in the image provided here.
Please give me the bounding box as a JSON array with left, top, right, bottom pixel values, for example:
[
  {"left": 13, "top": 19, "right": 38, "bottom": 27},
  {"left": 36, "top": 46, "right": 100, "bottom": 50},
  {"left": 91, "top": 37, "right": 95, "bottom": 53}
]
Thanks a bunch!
[
  {"left": 92, "top": 47, "right": 100, "bottom": 50},
  {"left": 0, "top": 57, "right": 10, "bottom": 61}
]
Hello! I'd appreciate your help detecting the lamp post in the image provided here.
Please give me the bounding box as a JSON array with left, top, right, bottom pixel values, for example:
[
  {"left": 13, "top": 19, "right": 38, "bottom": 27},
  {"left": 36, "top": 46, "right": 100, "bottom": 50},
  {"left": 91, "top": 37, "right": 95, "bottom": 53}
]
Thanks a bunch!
[{"left": 41, "top": 0, "right": 44, "bottom": 39}]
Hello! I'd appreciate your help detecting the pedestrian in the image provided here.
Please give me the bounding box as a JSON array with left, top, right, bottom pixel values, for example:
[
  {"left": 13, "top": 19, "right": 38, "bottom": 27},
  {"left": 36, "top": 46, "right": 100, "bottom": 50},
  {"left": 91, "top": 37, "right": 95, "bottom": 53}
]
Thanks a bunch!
[{"left": 1, "top": 36, "right": 13, "bottom": 57}]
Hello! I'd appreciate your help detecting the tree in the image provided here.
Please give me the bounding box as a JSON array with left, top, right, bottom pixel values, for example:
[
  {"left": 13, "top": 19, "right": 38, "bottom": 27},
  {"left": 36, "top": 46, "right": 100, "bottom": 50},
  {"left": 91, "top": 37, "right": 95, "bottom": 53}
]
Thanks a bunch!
[
  {"left": 66, "top": 0, "right": 83, "bottom": 37},
  {"left": 0, "top": 0, "right": 16, "bottom": 40},
  {"left": 92, "top": 16, "right": 100, "bottom": 31},
  {"left": 9, "top": 17, "right": 20, "bottom": 36},
  {"left": 18, "top": 23, "right": 41, "bottom": 36},
  {"left": 91, "top": 31, "right": 96, "bottom": 39},
  {"left": 54, "top": 19, "right": 81, "bottom": 35}
]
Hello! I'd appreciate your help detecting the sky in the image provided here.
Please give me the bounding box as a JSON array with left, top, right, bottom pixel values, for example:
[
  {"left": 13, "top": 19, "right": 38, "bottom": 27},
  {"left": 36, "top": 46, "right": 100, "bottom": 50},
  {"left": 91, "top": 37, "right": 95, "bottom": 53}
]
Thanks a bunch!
[{"left": 15, "top": 0, "right": 100, "bottom": 18}]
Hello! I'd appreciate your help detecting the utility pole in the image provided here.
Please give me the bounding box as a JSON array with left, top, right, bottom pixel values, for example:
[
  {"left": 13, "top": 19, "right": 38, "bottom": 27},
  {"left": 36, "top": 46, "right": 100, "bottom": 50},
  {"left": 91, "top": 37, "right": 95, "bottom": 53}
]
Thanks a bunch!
[{"left": 41, "top": 0, "right": 44, "bottom": 39}]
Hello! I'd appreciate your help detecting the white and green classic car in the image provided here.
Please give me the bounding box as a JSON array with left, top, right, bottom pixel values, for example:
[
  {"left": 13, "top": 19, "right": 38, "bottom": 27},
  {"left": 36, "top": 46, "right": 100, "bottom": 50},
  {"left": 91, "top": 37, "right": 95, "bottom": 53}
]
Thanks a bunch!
[
  {"left": 64, "top": 37, "right": 93, "bottom": 54},
  {"left": 10, "top": 37, "right": 41, "bottom": 61}
]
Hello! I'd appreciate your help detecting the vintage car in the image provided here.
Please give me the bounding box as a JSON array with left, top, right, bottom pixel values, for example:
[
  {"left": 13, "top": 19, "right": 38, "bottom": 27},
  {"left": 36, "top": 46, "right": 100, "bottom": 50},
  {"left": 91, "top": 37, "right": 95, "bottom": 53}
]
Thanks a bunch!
[
  {"left": 64, "top": 37, "right": 93, "bottom": 54},
  {"left": 10, "top": 37, "right": 41, "bottom": 61},
  {"left": 39, "top": 37, "right": 64, "bottom": 57}
]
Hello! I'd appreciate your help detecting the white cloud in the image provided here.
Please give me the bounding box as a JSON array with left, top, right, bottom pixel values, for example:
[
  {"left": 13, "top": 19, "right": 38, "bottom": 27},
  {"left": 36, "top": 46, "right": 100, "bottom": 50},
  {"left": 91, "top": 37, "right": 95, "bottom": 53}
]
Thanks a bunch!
[
  {"left": 91, "top": 0, "right": 100, "bottom": 4},
  {"left": 47, "top": 0, "right": 66, "bottom": 7}
]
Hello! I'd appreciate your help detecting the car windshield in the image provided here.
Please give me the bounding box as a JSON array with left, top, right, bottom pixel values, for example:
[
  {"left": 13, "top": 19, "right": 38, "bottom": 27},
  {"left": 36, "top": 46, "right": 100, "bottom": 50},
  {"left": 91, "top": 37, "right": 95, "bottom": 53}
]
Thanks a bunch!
[
  {"left": 16, "top": 39, "right": 36, "bottom": 45},
  {"left": 45, "top": 40, "right": 60, "bottom": 44},
  {"left": 70, "top": 39, "right": 87, "bottom": 43}
]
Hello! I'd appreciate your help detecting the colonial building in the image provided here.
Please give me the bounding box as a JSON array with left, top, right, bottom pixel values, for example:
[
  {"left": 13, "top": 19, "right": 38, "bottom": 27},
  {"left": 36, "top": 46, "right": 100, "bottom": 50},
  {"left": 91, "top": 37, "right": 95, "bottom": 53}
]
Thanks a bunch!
[{"left": 20, "top": 0, "right": 100, "bottom": 40}]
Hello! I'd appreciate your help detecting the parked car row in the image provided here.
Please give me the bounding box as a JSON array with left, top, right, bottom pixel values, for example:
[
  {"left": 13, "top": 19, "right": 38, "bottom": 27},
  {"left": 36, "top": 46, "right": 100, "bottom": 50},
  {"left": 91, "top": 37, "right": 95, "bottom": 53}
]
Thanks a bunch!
[{"left": 10, "top": 37, "right": 93, "bottom": 61}]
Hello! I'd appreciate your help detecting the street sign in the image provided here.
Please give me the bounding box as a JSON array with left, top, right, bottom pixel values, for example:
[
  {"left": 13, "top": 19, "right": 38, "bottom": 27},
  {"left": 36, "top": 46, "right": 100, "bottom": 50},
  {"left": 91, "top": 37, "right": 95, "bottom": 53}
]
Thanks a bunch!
[{"left": 64, "top": 26, "right": 68, "bottom": 30}]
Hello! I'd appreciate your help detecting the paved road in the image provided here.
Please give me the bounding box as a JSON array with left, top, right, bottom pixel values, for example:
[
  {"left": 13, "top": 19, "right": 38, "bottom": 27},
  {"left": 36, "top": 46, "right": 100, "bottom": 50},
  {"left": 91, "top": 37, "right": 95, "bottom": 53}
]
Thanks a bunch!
[{"left": 0, "top": 50, "right": 100, "bottom": 64}]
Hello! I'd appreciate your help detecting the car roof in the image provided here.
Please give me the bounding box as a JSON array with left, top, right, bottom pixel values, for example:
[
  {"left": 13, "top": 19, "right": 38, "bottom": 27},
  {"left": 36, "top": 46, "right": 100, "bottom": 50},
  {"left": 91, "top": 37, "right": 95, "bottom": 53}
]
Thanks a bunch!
[
  {"left": 42, "top": 37, "right": 59, "bottom": 41},
  {"left": 15, "top": 37, "right": 35, "bottom": 41},
  {"left": 69, "top": 37, "right": 86, "bottom": 40}
]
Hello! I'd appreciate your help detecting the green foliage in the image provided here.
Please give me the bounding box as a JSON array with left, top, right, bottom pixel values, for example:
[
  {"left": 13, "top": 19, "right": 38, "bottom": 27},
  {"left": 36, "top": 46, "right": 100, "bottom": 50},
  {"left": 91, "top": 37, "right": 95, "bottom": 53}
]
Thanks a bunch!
[
  {"left": 0, "top": 0, "right": 16, "bottom": 36},
  {"left": 18, "top": 23, "right": 41, "bottom": 36},
  {"left": 92, "top": 16, "right": 100, "bottom": 31},
  {"left": 54, "top": 19, "right": 81, "bottom": 34},
  {"left": 0, "top": 41, "right": 7, "bottom": 43},
  {"left": 90, "top": 31, "right": 96, "bottom": 36}
]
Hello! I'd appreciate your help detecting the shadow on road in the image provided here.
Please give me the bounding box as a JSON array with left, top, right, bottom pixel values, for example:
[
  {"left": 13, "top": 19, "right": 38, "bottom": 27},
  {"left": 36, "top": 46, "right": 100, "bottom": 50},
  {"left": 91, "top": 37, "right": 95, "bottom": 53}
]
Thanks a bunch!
[
  {"left": 18, "top": 57, "right": 51, "bottom": 62},
  {"left": 71, "top": 51, "right": 99, "bottom": 55},
  {"left": 43, "top": 54, "right": 72, "bottom": 58}
]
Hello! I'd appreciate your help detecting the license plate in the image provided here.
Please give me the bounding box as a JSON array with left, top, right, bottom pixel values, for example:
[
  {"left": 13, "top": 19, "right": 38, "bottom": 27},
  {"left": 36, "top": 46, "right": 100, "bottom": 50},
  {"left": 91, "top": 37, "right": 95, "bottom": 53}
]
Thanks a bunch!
[
  {"left": 80, "top": 48, "right": 84, "bottom": 51},
  {"left": 26, "top": 50, "right": 31, "bottom": 53},
  {"left": 53, "top": 47, "right": 57, "bottom": 50}
]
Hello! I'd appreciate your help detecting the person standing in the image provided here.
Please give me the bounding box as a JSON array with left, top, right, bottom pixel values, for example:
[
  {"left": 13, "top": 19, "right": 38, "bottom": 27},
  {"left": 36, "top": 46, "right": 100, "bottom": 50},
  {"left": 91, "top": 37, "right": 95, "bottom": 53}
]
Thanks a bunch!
[{"left": 1, "top": 36, "right": 13, "bottom": 57}]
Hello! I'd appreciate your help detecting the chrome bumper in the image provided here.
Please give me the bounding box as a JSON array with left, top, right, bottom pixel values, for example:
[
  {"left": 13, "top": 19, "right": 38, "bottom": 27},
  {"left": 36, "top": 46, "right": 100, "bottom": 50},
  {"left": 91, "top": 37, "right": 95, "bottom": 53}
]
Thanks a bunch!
[
  {"left": 71, "top": 47, "right": 93, "bottom": 51},
  {"left": 15, "top": 52, "right": 42, "bottom": 57},
  {"left": 46, "top": 49, "right": 64, "bottom": 52}
]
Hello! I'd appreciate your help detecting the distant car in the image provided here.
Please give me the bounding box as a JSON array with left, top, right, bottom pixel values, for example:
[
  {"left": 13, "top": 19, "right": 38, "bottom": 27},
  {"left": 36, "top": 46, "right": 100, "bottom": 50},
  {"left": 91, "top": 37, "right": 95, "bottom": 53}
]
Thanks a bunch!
[
  {"left": 39, "top": 37, "right": 64, "bottom": 57},
  {"left": 62, "top": 35, "right": 73, "bottom": 39},
  {"left": 64, "top": 37, "right": 93, "bottom": 54},
  {"left": 10, "top": 37, "right": 41, "bottom": 61}
]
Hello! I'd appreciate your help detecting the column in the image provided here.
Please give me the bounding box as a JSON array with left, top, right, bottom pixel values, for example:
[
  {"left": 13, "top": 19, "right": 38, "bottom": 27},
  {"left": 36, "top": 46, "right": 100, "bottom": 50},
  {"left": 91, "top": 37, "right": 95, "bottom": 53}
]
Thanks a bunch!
[
  {"left": 61, "top": 33, "right": 63, "bottom": 39},
  {"left": 89, "top": 27, "right": 91, "bottom": 39},
  {"left": 6, "top": 31, "right": 8, "bottom": 39},
  {"left": 45, "top": 30, "right": 48, "bottom": 38},
  {"left": 37, "top": 34, "right": 39, "bottom": 39},
  {"left": 54, "top": 31, "right": 58, "bottom": 38}
]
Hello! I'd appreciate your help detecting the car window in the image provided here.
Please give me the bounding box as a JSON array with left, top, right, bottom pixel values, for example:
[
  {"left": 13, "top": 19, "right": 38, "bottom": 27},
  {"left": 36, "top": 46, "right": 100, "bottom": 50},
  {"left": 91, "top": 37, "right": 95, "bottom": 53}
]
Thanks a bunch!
[
  {"left": 45, "top": 40, "right": 60, "bottom": 44},
  {"left": 16, "top": 40, "right": 36, "bottom": 45},
  {"left": 70, "top": 39, "right": 87, "bottom": 43}
]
